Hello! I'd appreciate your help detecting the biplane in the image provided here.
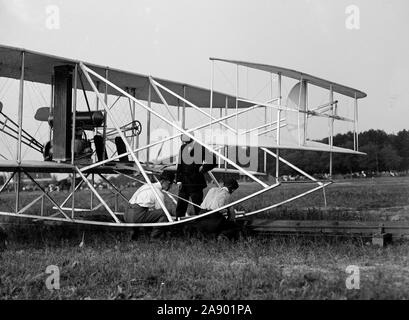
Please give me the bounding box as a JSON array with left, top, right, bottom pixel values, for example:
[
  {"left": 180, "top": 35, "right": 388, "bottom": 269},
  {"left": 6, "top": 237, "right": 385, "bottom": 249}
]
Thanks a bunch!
[{"left": 0, "top": 44, "right": 366, "bottom": 229}]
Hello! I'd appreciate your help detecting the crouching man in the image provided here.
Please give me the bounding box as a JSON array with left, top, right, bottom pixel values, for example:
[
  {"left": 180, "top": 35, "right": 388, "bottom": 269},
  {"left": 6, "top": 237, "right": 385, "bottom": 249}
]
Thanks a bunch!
[
  {"left": 195, "top": 178, "right": 242, "bottom": 239},
  {"left": 124, "top": 171, "right": 175, "bottom": 239}
]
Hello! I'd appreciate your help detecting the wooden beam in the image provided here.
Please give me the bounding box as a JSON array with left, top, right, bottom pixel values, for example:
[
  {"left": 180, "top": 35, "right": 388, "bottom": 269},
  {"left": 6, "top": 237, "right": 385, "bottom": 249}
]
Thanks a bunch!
[{"left": 249, "top": 219, "right": 409, "bottom": 238}]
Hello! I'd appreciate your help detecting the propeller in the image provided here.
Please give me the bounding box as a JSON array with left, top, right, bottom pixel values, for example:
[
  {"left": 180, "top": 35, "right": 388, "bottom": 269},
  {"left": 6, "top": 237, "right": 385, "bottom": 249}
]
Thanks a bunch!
[{"left": 34, "top": 107, "right": 51, "bottom": 122}]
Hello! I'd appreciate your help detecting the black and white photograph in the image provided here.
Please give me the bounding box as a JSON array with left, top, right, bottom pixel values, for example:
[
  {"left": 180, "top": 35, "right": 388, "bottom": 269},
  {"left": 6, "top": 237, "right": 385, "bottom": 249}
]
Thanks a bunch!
[{"left": 0, "top": 0, "right": 409, "bottom": 307}]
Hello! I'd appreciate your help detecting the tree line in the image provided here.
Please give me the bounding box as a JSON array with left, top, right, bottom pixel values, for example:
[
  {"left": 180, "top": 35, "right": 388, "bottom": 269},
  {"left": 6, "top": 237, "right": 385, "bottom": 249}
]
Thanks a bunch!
[{"left": 259, "top": 129, "right": 409, "bottom": 176}]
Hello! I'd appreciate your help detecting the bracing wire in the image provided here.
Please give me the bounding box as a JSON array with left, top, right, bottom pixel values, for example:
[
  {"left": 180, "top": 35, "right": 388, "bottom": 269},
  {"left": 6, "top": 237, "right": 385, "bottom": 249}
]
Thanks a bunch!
[
  {"left": 22, "top": 122, "right": 43, "bottom": 160},
  {"left": 0, "top": 134, "right": 14, "bottom": 159},
  {"left": 214, "top": 62, "right": 236, "bottom": 93},
  {"left": 0, "top": 78, "right": 10, "bottom": 98},
  {"left": 31, "top": 81, "right": 48, "bottom": 106}
]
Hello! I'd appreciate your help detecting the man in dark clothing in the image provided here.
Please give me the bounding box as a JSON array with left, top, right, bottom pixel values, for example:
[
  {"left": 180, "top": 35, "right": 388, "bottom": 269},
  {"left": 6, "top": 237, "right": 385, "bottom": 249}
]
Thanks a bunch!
[{"left": 175, "top": 134, "right": 217, "bottom": 219}]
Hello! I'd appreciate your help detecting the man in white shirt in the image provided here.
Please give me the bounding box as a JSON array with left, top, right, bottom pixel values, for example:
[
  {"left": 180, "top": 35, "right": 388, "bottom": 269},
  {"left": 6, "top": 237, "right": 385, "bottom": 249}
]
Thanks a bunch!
[
  {"left": 124, "top": 171, "right": 175, "bottom": 238},
  {"left": 195, "top": 178, "right": 240, "bottom": 238},
  {"left": 200, "top": 178, "right": 239, "bottom": 219}
]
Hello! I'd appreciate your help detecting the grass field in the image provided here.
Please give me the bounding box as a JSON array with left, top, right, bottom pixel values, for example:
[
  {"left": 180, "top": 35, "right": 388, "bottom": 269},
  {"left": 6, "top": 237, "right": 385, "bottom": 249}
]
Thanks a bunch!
[{"left": 1, "top": 176, "right": 409, "bottom": 299}]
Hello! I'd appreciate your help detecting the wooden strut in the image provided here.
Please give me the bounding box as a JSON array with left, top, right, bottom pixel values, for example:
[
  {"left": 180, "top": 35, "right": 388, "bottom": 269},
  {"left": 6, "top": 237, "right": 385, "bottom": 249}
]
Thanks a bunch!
[
  {"left": 75, "top": 167, "right": 121, "bottom": 223},
  {"left": 98, "top": 173, "right": 129, "bottom": 203},
  {"left": 151, "top": 79, "right": 236, "bottom": 133},
  {"left": 0, "top": 171, "right": 16, "bottom": 194},
  {"left": 17, "top": 194, "right": 44, "bottom": 215},
  {"left": 59, "top": 173, "right": 87, "bottom": 207},
  {"left": 0, "top": 112, "right": 44, "bottom": 152},
  {"left": 23, "top": 170, "right": 72, "bottom": 221},
  {"left": 80, "top": 64, "right": 173, "bottom": 223}
]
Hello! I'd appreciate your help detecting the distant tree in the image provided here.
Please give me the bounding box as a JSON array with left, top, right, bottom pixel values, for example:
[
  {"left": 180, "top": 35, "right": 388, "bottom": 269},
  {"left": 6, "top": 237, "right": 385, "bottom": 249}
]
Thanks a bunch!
[
  {"left": 379, "top": 144, "right": 402, "bottom": 171},
  {"left": 359, "top": 129, "right": 390, "bottom": 147},
  {"left": 246, "top": 129, "right": 407, "bottom": 176},
  {"left": 394, "top": 130, "right": 409, "bottom": 171},
  {"left": 358, "top": 143, "right": 379, "bottom": 172}
]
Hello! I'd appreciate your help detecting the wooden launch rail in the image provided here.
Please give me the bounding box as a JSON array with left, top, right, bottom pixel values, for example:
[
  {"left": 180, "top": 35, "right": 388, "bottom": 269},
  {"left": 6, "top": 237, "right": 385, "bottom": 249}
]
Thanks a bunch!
[{"left": 248, "top": 219, "right": 409, "bottom": 241}]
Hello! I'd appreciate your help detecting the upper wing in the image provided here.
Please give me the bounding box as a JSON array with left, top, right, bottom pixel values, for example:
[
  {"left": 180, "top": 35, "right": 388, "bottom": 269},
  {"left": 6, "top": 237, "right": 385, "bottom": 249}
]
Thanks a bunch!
[
  {"left": 210, "top": 57, "right": 367, "bottom": 99},
  {"left": 0, "top": 44, "right": 250, "bottom": 109}
]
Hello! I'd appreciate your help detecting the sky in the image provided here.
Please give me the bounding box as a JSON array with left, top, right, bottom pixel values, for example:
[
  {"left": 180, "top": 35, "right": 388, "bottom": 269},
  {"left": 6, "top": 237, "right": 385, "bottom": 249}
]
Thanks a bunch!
[{"left": 0, "top": 0, "right": 408, "bottom": 151}]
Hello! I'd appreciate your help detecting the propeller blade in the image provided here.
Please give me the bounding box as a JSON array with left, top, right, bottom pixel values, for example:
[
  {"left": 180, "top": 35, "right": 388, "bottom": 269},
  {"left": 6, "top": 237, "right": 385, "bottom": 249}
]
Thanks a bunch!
[{"left": 34, "top": 107, "right": 50, "bottom": 122}]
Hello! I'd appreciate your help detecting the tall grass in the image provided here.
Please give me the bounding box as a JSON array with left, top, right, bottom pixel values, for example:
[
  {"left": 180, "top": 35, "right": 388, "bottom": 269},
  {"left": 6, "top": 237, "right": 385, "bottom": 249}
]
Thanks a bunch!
[{"left": 2, "top": 234, "right": 409, "bottom": 299}]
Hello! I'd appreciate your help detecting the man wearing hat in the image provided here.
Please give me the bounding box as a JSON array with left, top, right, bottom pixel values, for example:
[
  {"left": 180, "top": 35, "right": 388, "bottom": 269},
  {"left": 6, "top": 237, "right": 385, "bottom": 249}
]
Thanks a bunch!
[
  {"left": 124, "top": 171, "right": 175, "bottom": 238},
  {"left": 175, "top": 134, "right": 217, "bottom": 219}
]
